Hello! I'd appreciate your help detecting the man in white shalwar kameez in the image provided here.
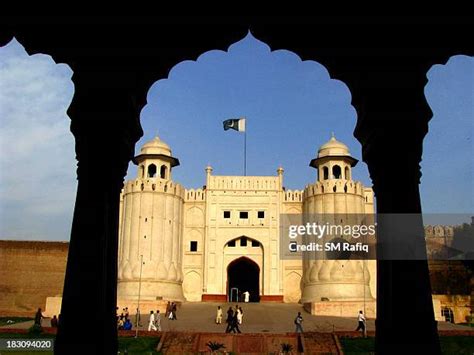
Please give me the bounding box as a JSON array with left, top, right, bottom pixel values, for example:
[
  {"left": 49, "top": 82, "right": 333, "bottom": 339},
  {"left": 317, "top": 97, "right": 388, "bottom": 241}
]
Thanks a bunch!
[{"left": 148, "top": 310, "right": 157, "bottom": 331}]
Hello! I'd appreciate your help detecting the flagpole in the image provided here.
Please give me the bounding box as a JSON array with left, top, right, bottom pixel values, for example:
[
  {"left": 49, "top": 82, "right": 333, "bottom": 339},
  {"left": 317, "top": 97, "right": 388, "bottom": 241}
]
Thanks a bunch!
[{"left": 244, "top": 130, "right": 247, "bottom": 176}]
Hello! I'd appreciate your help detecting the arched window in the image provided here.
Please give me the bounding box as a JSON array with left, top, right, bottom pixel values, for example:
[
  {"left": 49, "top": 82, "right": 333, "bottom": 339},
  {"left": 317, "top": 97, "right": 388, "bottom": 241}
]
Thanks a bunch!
[
  {"left": 160, "top": 165, "right": 167, "bottom": 179},
  {"left": 345, "top": 166, "right": 350, "bottom": 180},
  {"left": 332, "top": 165, "right": 342, "bottom": 179},
  {"left": 147, "top": 164, "right": 157, "bottom": 178},
  {"left": 323, "top": 166, "right": 329, "bottom": 180}
]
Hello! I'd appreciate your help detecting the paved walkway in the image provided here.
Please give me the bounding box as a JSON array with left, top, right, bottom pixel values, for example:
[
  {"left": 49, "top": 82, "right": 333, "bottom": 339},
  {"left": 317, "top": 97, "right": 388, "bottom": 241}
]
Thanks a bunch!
[
  {"left": 1, "top": 302, "right": 470, "bottom": 333},
  {"left": 158, "top": 302, "right": 372, "bottom": 333}
]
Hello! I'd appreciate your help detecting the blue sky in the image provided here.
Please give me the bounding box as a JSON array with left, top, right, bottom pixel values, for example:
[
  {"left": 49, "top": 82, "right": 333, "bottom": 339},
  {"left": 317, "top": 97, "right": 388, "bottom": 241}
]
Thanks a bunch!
[{"left": 0, "top": 34, "right": 472, "bottom": 241}]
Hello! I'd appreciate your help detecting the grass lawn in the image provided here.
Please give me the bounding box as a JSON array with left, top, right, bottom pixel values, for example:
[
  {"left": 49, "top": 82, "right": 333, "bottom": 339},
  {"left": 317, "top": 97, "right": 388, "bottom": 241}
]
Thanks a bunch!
[
  {"left": 0, "top": 317, "right": 33, "bottom": 326},
  {"left": 340, "top": 336, "right": 474, "bottom": 354},
  {"left": 118, "top": 336, "right": 161, "bottom": 354},
  {"left": 339, "top": 336, "right": 375, "bottom": 354},
  {"left": 0, "top": 333, "right": 161, "bottom": 354}
]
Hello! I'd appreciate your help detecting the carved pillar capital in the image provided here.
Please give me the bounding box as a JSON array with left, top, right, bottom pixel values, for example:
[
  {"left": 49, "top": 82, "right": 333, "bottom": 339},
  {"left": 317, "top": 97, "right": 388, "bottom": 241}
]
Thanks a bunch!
[
  {"left": 67, "top": 69, "right": 147, "bottom": 185},
  {"left": 350, "top": 64, "right": 435, "bottom": 213}
]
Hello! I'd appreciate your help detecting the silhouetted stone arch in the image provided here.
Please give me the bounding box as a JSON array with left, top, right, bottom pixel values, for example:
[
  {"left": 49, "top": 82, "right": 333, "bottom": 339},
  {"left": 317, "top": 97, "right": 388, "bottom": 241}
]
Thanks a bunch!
[{"left": 4, "top": 16, "right": 472, "bottom": 354}]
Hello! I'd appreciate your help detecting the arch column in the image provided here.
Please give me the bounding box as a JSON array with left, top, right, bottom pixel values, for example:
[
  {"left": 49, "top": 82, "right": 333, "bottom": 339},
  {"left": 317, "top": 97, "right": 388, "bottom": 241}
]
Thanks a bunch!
[
  {"left": 54, "top": 69, "right": 146, "bottom": 354},
  {"left": 354, "top": 67, "right": 441, "bottom": 354}
]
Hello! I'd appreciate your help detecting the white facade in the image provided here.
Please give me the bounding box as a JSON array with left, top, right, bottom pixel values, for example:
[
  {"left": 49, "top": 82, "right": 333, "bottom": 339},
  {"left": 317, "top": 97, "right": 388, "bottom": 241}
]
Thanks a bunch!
[{"left": 117, "top": 135, "right": 376, "bottom": 306}]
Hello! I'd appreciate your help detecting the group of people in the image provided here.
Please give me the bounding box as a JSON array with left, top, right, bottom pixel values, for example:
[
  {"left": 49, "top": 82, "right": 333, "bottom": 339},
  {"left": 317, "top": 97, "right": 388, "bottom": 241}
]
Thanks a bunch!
[
  {"left": 34, "top": 308, "right": 59, "bottom": 328},
  {"left": 38, "top": 303, "right": 366, "bottom": 335},
  {"left": 213, "top": 306, "right": 366, "bottom": 336},
  {"left": 147, "top": 302, "right": 178, "bottom": 332},
  {"left": 147, "top": 310, "right": 162, "bottom": 331},
  {"left": 116, "top": 307, "right": 133, "bottom": 330},
  {"left": 115, "top": 302, "right": 179, "bottom": 332},
  {"left": 218, "top": 305, "right": 244, "bottom": 333}
]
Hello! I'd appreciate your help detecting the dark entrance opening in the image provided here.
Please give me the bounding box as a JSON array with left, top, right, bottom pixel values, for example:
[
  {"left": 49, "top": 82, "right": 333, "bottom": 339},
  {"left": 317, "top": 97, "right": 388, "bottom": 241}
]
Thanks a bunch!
[{"left": 227, "top": 257, "right": 260, "bottom": 302}]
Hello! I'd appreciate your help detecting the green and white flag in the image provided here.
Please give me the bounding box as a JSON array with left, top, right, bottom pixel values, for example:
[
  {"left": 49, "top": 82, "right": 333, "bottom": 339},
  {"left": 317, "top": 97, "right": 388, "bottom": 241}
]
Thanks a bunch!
[{"left": 223, "top": 118, "right": 246, "bottom": 132}]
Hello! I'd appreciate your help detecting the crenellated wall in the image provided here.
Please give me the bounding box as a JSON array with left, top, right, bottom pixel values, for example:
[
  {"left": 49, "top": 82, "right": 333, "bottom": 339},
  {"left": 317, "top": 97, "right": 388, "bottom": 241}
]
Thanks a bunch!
[
  {"left": 283, "top": 189, "right": 304, "bottom": 202},
  {"left": 207, "top": 175, "right": 280, "bottom": 191},
  {"left": 303, "top": 180, "right": 368, "bottom": 216},
  {"left": 185, "top": 188, "right": 207, "bottom": 202}
]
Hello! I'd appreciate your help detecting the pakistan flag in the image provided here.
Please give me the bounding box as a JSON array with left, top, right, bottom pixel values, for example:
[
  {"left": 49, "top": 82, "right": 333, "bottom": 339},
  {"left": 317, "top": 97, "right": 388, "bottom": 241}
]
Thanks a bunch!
[{"left": 223, "top": 118, "right": 246, "bottom": 132}]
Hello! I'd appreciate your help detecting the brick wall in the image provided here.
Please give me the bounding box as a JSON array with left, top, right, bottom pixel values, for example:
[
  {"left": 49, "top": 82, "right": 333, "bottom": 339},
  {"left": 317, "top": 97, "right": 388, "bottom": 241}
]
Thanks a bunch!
[{"left": 0, "top": 240, "right": 68, "bottom": 317}]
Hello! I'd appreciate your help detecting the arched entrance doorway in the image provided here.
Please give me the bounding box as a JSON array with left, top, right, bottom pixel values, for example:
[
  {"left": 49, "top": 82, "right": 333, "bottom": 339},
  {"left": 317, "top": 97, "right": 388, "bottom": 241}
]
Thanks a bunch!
[{"left": 227, "top": 257, "right": 260, "bottom": 302}]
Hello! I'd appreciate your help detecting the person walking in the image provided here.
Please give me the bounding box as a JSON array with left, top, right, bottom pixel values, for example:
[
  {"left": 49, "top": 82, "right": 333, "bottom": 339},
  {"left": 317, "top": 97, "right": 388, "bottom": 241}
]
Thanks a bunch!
[
  {"left": 148, "top": 311, "right": 157, "bottom": 331},
  {"left": 355, "top": 310, "right": 366, "bottom": 336},
  {"left": 229, "top": 310, "right": 242, "bottom": 333},
  {"left": 216, "top": 306, "right": 223, "bottom": 324},
  {"left": 34, "top": 308, "right": 44, "bottom": 326},
  {"left": 165, "top": 301, "right": 171, "bottom": 318},
  {"left": 236, "top": 307, "right": 243, "bottom": 325},
  {"left": 225, "top": 307, "right": 234, "bottom": 333},
  {"left": 171, "top": 303, "right": 177, "bottom": 320},
  {"left": 50, "top": 315, "right": 58, "bottom": 328},
  {"left": 168, "top": 304, "right": 173, "bottom": 320},
  {"left": 294, "top": 312, "right": 304, "bottom": 333},
  {"left": 155, "top": 310, "right": 162, "bottom": 331}
]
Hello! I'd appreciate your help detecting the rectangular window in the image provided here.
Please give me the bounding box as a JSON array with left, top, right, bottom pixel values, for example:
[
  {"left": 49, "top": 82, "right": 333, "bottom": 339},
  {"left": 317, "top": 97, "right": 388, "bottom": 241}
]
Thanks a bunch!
[
  {"left": 252, "top": 240, "right": 260, "bottom": 247},
  {"left": 239, "top": 211, "right": 249, "bottom": 219},
  {"left": 190, "top": 241, "right": 198, "bottom": 252},
  {"left": 258, "top": 211, "right": 265, "bottom": 218},
  {"left": 228, "top": 240, "right": 236, "bottom": 247},
  {"left": 223, "top": 211, "right": 231, "bottom": 219},
  {"left": 240, "top": 237, "right": 247, "bottom": 247}
]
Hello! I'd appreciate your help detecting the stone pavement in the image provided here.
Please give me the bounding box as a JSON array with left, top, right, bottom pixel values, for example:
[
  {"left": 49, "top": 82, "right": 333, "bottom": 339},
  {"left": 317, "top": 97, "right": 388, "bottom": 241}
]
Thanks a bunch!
[
  {"left": 0, "top": 302, "right": 469, "bottom": 333},
  {"left": 139, "top": 302, "right": 469, "bottom": 333},
  {"left": 142, "top": 302, "right": 375, "bottom": 333}
]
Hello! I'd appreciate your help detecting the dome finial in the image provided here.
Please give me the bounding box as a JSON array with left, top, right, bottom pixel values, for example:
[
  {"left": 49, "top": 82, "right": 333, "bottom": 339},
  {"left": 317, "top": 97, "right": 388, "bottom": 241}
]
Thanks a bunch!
[{"left": 331, "top": 132, "right": 335, "bottom": 139}]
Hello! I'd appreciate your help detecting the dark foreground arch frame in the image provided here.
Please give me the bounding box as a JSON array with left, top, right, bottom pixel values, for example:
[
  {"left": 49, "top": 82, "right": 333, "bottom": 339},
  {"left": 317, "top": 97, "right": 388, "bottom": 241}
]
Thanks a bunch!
[{"left": 1, "top": 16, "right": 473, "bottom": 355}]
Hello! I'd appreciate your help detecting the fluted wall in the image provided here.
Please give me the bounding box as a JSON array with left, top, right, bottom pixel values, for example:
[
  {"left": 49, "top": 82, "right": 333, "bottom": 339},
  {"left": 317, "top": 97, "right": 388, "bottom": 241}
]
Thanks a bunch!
[
  {"left": 117, "top": 178, "right": 185, "bottom": 301},
  {"left": 300, "top": 178, "right": 375, "bottom": 302}
]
